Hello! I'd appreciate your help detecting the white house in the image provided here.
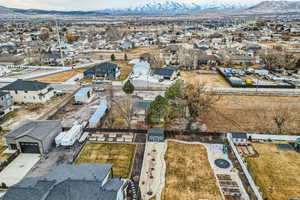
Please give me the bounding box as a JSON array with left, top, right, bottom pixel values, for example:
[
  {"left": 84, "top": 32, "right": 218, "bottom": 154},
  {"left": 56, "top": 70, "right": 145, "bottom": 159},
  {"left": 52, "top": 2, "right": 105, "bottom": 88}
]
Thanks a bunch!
[{"left": 1, "top": 79, "right": 54, "bottom": 103}]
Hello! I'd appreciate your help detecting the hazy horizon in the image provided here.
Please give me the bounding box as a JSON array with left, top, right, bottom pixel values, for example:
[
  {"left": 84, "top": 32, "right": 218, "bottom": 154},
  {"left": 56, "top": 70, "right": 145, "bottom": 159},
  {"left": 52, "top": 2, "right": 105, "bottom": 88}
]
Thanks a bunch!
[{"left": 0, "top": 0, "right": 293, "bottom": 11}]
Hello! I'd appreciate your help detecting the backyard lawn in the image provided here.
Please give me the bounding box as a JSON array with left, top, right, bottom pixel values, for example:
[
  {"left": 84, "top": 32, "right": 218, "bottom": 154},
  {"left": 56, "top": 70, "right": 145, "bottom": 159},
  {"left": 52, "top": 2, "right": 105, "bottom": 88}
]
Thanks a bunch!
[
  {"left": 75, "top": 142, "right": 136, "bottom": 178},
  {"left": 246, "top": 143, "right": 300, "bottom": 200},
  {"left": 161, "top": 141, "right": 222, "bottom": 200}
]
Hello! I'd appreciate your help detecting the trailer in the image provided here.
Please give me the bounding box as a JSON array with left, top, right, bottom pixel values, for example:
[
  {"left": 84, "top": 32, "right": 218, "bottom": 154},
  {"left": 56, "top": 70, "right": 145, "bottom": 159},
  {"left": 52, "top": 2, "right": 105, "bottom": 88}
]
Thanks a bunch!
[
  {"left": 89, "top": 99, "right": 108, "bottom": 128},
  {"left": 60, "top": 121, "right": 83, "bottom": 147},
  {"left": 74, "top": 87, "right": 94, "bottom": 104}
]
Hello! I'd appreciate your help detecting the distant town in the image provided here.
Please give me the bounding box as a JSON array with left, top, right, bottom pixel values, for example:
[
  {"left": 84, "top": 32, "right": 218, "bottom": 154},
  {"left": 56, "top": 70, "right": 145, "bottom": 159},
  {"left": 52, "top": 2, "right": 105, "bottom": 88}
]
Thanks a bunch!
[{"left": 0, "top": 2, "right": 300, "bottom": 200}]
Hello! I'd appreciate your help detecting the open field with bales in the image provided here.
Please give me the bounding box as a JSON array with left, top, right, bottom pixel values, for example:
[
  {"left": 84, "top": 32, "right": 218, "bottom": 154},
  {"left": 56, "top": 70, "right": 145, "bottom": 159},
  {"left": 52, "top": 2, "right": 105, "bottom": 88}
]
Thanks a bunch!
[
  {"left": 202, "top": 94, "right": 300, "bottom": 135},
  {"left": 161, "top": 141, "right": 221, "bottom": 200},
  {"left": 245, "top": 143, "right": 300, "bottom": 200},
  {"left": 180, "top": 71, "right": 230, "bottom": 87},
  {"left": 75, "top": 142, "right": 136, "bottom": 178},
  {"left": 32, "top": 68, "right": 85, "bottom": 83}
]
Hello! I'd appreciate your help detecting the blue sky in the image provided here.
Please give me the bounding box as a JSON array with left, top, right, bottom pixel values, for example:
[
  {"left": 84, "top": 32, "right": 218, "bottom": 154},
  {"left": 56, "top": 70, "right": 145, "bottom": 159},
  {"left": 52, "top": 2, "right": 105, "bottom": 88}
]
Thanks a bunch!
[{"left": 0, "top": 0, "right": 287, "bottom": 11}]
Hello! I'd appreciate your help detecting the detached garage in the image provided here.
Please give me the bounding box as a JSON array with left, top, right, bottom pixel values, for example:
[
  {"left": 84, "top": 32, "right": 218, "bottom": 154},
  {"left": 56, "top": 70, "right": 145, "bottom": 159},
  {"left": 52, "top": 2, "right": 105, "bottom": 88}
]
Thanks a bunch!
[{"left": 5, "top": 120, "right": 62, "bottom": 154}]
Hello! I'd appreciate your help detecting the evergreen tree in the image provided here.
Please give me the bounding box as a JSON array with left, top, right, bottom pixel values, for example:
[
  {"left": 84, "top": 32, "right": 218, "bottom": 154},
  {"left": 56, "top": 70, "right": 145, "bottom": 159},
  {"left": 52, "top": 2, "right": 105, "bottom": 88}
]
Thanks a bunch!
[{"left": 122, "top": 80, "right": 135, "bottom": 94}]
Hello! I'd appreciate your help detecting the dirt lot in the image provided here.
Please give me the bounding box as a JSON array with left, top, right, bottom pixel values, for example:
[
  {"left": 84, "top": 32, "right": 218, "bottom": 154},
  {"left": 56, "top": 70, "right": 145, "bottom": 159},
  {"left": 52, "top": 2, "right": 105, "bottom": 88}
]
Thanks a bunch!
[
  {"left": 161, "top": 141, "right": 222, "bottom": 200},
  {"left": 1, "top": 95, "right": 70, "bottom": 131},
  {"left": 112, "top": 60, "right": 133, "bottom": 81},
  {"left": 202, "top": 94, "right": 300, "bottom": 134},
  {"left": 33, "top": 69, "right": 86, "bottom": 83},
  {"left": 75, "top": 142, "right": 136, "bottom": 178},
  {"left": 180, "top": 71, "right": 230, "bottom": 88},
  {"left": 245, "top": 143, "right": 300, "bottom": 200},
  {"left": 87, "top": 46, "right": 160, "bottom": 58}
]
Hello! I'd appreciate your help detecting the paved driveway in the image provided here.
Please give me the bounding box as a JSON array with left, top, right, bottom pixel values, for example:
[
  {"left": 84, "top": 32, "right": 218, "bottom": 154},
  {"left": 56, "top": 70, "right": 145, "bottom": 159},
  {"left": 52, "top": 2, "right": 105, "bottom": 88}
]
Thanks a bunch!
[{"left": 0, "top": 154, "right": 40, "bottom": 186}]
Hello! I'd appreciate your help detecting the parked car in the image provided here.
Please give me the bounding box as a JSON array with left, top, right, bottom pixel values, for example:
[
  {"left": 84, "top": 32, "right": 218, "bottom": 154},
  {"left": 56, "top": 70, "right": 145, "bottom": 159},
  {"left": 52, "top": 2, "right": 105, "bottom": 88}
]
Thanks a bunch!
[{"left": 93, "top": 87, "right": 106, "bottom": 92}]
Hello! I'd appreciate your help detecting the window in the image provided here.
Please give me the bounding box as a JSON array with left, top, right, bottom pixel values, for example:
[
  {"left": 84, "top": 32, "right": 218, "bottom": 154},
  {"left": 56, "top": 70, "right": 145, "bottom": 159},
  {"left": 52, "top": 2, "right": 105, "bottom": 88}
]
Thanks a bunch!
[
  {"left": 15, "top": 90, "right": 18, "bottom": 94},
  {"left": 25, "top": 91, "right": 28, "bottom": 93}
]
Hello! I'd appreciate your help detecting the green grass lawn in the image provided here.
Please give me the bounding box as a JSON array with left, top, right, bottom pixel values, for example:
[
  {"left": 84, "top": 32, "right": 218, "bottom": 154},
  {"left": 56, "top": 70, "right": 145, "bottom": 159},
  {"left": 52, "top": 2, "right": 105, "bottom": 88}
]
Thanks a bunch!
[
  {"left": 11, "top": 68, "right": 26, "bottom": 73},
  {"left": 75, "top": 142, "right": 136, "bottom": 178}
]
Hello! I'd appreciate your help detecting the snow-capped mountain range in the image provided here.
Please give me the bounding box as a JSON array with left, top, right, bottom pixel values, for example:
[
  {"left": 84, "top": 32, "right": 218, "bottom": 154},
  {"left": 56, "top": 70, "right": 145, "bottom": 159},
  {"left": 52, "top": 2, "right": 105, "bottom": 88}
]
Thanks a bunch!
[
  {"left": 1, "top": 0, "right": 300, "bottom": 15},
  {"left": 101, "top": 0, "right": 253, "bottom": 14}
]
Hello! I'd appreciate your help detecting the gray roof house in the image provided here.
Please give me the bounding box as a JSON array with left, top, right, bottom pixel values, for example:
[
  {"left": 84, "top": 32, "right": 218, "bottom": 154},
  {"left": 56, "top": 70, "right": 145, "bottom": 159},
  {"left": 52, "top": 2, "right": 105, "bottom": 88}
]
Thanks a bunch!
[
  {"left": 5, "top": 120, "right": 62, "bottom": 154},
  {"left": 84, "top": 62, "right": 120, "bottom": 80},
  {"left": 152, "top": 67, "right": 179, "bottom": 80},
  {"left": 3, "top": 163, "right": 127, "bottom": 200},
  {"left": 1, "top": 79, "right": 54, "bottom": 103}
]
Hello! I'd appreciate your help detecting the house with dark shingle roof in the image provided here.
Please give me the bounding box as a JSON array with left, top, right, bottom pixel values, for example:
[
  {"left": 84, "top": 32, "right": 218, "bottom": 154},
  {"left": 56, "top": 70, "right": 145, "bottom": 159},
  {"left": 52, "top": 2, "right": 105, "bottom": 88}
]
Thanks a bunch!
[
  {"left": 84, "top": 62, "right": 120, "bottom": 80},
  {"left": 5, "top": 120, "right": 62, "bottom": 154},
  {"left": 1, "top": 79, "right": 54, "bottom": 103},
  {"left": 152, "top": 66, "right": 179, "bottom": 81},
  {"left": 3, "top": 163, "right": 127, "bottom": 200}
]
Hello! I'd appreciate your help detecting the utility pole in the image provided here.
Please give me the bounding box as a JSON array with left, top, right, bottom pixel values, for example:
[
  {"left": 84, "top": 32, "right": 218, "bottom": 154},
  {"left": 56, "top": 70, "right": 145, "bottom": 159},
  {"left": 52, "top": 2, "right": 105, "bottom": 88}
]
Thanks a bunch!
[{"left": 55, "top": 16, "right": 65, "bottom": 67}]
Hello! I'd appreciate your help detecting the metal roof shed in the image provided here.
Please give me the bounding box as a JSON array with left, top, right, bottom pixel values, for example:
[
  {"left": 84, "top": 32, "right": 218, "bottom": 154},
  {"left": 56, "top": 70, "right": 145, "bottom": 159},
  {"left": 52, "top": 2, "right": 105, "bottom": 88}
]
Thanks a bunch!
[{"left": 89, "top": 100, "right": 108, "bottom": 128}]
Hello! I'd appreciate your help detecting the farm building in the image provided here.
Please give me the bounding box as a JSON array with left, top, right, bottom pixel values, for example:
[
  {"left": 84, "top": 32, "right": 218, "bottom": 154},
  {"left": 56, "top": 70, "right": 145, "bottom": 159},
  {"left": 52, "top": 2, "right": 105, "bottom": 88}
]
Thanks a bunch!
[
  {"left": 5, "top": 120, "right": 61, "bottom": 154},
  {"left": 232, "top": 132, "right": 248, "bottom": 145},
  {"left": 74, "top": 87, "right": 94, "bottom": 104},
  {"left": 83, "top": 62, "right": 120, "bottom": 80},
  {"left": 89, "top": 100, "right": 108, "bottom": 128},
  {"left": 3, "top": 163, "right": 128, "bottom": 200},
  {"left": 147, "top": 128, "right": 165, "bottom": 142}
]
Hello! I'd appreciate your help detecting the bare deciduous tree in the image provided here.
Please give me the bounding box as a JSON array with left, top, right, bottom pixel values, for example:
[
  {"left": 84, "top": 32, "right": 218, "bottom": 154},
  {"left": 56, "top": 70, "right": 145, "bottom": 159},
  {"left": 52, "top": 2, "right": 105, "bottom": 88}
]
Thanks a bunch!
[
  {"left": 112, "top": 97, "right": 137, "bottom": 128},
  {"left": 272, "top": 105, "right": 291, "bottom": 135}
]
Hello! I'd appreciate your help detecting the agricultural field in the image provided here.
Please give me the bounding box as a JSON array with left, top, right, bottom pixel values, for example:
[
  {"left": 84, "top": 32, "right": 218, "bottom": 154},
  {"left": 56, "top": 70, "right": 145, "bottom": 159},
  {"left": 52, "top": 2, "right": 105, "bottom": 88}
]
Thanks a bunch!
[
  {"left": 180, "top": 71, "right": 230, "bottom": 88},
  {"left": 245, "top": 143, "right": 300, "bottom": 200},
  {"left": 75, "top": 142, "right": 136, "bottom": 178},
  {"left": 87, "top": 46, "right": 160, "bottom": 58},
  {"left": 32, "top": 69, "right": 85, "bottom": 83},
  {"left": 161, "top": 141, "right": 222, "bottom": 200},
  {"left": 202, "top": 94, "right": 300, "bottom": 135}
]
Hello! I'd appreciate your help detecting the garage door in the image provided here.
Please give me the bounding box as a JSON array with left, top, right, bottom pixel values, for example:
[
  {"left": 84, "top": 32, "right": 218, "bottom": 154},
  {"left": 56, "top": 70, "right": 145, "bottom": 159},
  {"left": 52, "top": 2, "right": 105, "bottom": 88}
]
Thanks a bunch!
[{"left": 19, "top": 142, "right": 40, "bottom": 154}]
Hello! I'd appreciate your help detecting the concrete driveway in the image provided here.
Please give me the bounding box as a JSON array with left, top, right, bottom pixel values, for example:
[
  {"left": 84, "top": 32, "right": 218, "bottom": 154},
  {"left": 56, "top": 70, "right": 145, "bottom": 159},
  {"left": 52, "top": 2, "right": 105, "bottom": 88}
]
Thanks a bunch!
[{"left": 0, "top": 154, "right": 40, "bottom": 186}]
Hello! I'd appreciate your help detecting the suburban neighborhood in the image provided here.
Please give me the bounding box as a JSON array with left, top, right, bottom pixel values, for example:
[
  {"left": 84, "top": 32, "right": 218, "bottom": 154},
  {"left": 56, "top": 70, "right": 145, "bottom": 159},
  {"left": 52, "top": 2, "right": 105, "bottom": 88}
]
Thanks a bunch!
[{"left": 0, "top": 1, "right": 300, "bottom": 200}]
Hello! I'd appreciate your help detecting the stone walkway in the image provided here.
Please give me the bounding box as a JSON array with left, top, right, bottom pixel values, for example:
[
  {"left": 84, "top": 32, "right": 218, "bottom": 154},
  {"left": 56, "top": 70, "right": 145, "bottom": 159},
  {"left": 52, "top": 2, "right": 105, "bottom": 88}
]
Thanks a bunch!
[{"left": 139, "top": 142, "right": 167, "bottom": 200}]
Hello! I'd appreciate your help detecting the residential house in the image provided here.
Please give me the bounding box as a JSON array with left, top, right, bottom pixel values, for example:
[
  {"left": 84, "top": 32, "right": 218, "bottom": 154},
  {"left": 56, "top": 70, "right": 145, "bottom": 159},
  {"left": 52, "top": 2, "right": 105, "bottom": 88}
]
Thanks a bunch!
[
  {"left": 1, "top": 79, "right": 54, "bottom": 103},
  {"left": 3, "top": 163, "right": 128, "bottom": 200},
  {"left": 152, "top": 66, "right": 179, "bottom": 81},
  {"left": 0, "top": 91, "right": 13, "bottom": 116},
  {"left": 84, "top": 62, "right": 120, "bottom": 80},
  {"left": 5, "top": 120, "right": 62, "bottom": 154}
]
